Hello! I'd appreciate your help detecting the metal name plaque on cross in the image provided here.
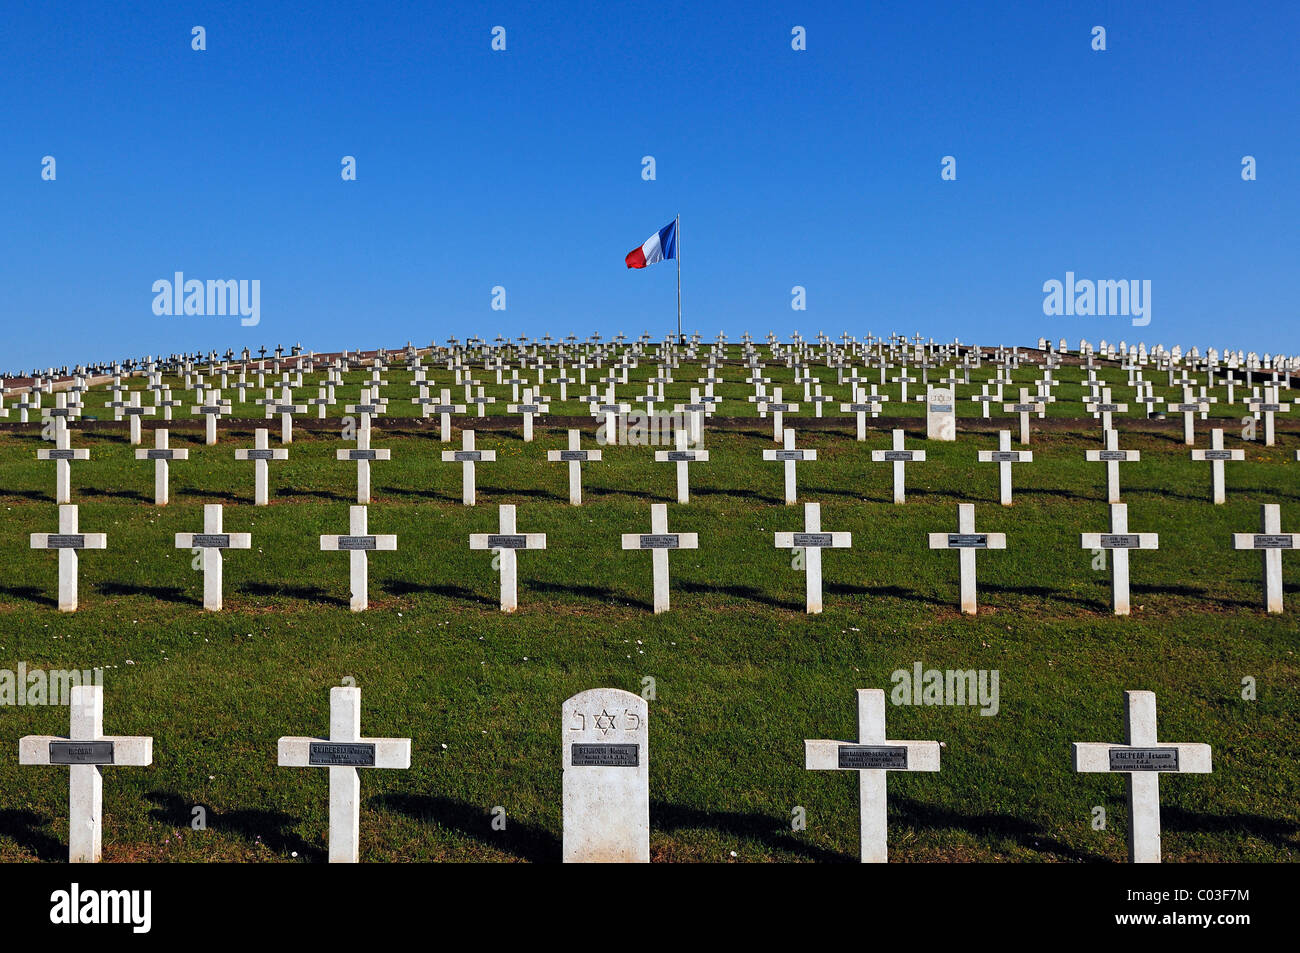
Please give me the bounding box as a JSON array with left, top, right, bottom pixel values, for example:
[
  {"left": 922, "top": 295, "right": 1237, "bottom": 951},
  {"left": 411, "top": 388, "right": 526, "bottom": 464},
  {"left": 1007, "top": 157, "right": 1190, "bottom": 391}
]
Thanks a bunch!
[
  {"left": 882, "top": 451, "right": 913, "bottom": 462},
  {"left": 929, "top": 403, "right": 953, "bottom": 413},
  {"left": 46, "top": 534, "right": 87, "bottom": 549},
  {"left": 1109, "top": 747, "right": 1179, "bottom": 772},
  {"left": 773, "top": 450, "right": 805, "bottom": 461},
  {"left": 308, "top": 742, "right": 377, "bottom": 767},
  {"left": 487, "top": 535, "right": 528, "bottom": 549},
  {"left": 793, "top": 533, "right": 834, "bottom": 547},
  {"left": 838, "top": 745, "right": 908, "bottom": 770},
  {"left": 45, "top": 449, "right": 76, "bottom": 460},
  {"left": 947, "top": 534, "right": 988, "bottom": 548},
  {"left": 1098, "top": 450, "right": 1128, "bottom": 461},
  {"left": 348, "top": 450, "right": 378, "bottom": 460},
  {"left": 192, "top": 534, "right": 231, "bottom": 548},
  {"left": 990, "top": 452, "right": 1019, "bottom": 462},
  {"left": 1100, "top": 534, "right": 1142, "bottom": 548},
  {"left": 1095, "top": 404, "right": 1120, "bottom": 412},
  {"left": 245, "top": 449, "right": 276, "bottom": 460},
  {"left": 570, "top": 743, "right": 639, "bottom": 767},
  {"left": 453, "top": 451, "right": 483, "bottom": 462},
  {"left": 145, "top": 449, "right": 175, "bottom": 459},
  {"left": 558, "top": 450, "right": 588, "bottom": 461},
  {"left": 338, "top": 536, "right": 378, "bottom": 551},
  {"left": 1201, "top": 450, "right": 1235, "bottom": 460},
  {"left": 665, "top": 451, "right": 696, "bottom": 461},
  {"left": 638, "top": 534, "right": 680, "bottom": 549},
  {"left": 49, "top": 741, "right": 115, "bottom": 765},
  {"left": 1252, "top": 535, "right": 1295, "bottom": 549},
  {"left": 1011, "top": 404, "right": 1038, "bottom": 412}
]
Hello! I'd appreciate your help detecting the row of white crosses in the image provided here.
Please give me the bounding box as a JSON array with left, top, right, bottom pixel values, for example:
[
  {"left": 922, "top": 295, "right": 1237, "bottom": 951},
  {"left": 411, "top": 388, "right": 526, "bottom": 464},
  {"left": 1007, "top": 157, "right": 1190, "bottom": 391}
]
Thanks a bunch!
[
  {"left": 805, "top": 688, "right": 1210, "bottom": 863},
  {"left": 6, "top": 681, "right": 1220, "bottom": 865}
]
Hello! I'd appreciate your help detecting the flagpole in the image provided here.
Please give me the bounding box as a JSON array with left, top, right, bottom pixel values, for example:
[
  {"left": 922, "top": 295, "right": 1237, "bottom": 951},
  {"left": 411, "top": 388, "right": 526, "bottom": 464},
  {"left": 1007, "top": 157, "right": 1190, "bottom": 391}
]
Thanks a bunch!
[{"left": 676, "top": 214, "right": 682, "bottom": 345}]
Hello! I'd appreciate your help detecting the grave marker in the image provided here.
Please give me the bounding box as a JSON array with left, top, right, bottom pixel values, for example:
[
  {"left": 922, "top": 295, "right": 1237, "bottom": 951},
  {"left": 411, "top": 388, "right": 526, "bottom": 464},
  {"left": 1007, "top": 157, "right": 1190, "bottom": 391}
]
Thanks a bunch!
[
  {"left": 469, "top": 504, "right": 546, "bottom": 612},
  {"left": 870, "top": 429, "right": 925, "bottom": 504},
  {"left": 134, "top": 428, "right": 188, "bottom": 505},
  {"left": 234, "top": 428, "right": 289, "bottom": 505},
  {"left": 1080, "top": 502, "right": 1159, "bottom": 615},
  {"left": 620, "top": 503, "right": 698, "bottom": 613},
  {"left": 320, "top": 505, "right": 397, "bottom": 611},
  {"left": 773, "top": 502, "right": 851, "bottom": 613},
  {"left": 1190, "top": 428, "right": 1243, "bottom": 504},
  {"left": 927, "top": 503, "right": 1005, "bottom": 614},
  {"left": 442, "top": 429, "right": 495, "bottom": 505},
  {"left": 977, "top": 429, "right": 1032, "bottom": 505},
  {"left": 1232, "top": 503, "right": 1298, "bottom": 613},
  {"left": 30, "top": 504, "right": 106, "bottom": 611},
  {"left": 762, "top": 427, "right": 816, "bottom": 504},
  {"left": 174, "top": 504, "right": 251, "bottom": 610},
  {"left": 562, "top": 688, "right": 649, "bottom": 863},
  {"left": 547, "top": 429, "right": 602, "bottom": 505}
]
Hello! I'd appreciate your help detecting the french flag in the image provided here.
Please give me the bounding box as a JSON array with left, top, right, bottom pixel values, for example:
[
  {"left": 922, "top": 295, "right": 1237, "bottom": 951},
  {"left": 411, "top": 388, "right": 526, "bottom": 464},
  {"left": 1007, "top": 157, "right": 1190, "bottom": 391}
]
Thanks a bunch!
[{"left": 625, "top": 219, "right": 677, "bottom": 269}]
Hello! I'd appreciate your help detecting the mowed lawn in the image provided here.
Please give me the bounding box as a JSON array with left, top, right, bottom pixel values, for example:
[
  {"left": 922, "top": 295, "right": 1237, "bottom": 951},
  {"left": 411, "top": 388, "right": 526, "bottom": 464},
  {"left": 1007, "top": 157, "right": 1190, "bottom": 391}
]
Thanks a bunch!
[{"left": 0, "top": 361, "right": 1297, "bottom": 862}]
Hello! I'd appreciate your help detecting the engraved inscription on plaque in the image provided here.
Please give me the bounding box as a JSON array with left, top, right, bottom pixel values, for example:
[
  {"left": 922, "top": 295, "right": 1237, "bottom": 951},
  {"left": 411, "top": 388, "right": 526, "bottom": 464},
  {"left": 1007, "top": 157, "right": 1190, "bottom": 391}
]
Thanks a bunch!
[
  {"left": 245, "top": 449, "right": 275, "bottom": 460},
  {"left": 1098, "top": 450, "right": 1128, "bottom": 461},
  {"left": 1201, "top": 450, "right": 1234, "bottom": 460},
  {"left": 792, "top": 533, "right": 834, "bottom": 547},
  {"left": 453, "top": 451, "right": 483, "bottom": 462},
  {"left": 145, "top": 449, "right": 175, "bottom": 459},
  {"left": 571, "top": 743, "right": 639, "bottom": 767},
  {"left": 46, "top": 449, "right": 76, "bottom": 460},
  {"left": 338, "top": 536, "right": 377, "bottom": 551},
  {"left": 837, "top": 745, "right": 908, "bottom": 770},
  {"left": 487, "top": 535, "right": 528, "bottom": 549},
  {"left": 1252, "top": 535, "right": 1295, "bottom": 549},
  {"left": 882, "top": 451, "right": 913, "bottom": 462},
  {"left": 348, "top": 450, "right": 378, "bottom": 460},
  {"left": 638, "top": 534, "right": 679, "bottom": 549},
  {"left": 50, "top": 741, "right": 115, "bottom": 765},
  {"left": 191, "top": 534, "right": 231, "bottom": 548},
  {"left": 46, "top": 534, "right": 86, "bottom": 549},
  {"left": 928, "top": 404, "right": 952, "bottom": 413},
  {"left": 558, "top": 450, "right": 588, "bottom": 461},
  {"left": 1108, "top": 747, "right": 1179, "bottom": 771},
  {"left": 947, "top": 534, "right": 988, "bottom": 548},
  {"left": 308, "top": 742, "right": 376, "bottom": 766},
  {"left": 665, "top": 451, "right": 695, "bottom": 462},
  {"left": 773, "top": 450, "right": 804, "bottom": 461},
  {"left": 989, "top": 452, "right": 1019, "bottom": 462},
  {"left": 1099, "top": 534, "right": 1142, "bottom": 548}
]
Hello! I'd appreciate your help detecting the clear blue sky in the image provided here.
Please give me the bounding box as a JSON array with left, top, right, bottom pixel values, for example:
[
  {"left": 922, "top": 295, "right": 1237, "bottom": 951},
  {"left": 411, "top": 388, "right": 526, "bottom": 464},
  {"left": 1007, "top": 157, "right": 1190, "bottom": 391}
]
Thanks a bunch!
[{"left": 2, "top": 0, "right": 1296, "bottom": 372}]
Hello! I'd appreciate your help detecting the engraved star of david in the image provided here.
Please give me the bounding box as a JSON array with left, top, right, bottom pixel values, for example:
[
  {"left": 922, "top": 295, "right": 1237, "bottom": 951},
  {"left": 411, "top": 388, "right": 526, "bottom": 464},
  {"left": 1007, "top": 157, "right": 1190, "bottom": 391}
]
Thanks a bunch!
[{"left": 594, "top": 710, "right": 617, "bottom": 734}]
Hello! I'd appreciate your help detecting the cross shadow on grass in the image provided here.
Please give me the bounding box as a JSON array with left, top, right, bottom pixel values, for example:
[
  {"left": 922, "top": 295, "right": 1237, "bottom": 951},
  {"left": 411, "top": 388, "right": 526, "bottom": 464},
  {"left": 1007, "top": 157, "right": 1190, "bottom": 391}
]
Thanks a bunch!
[
  {"left": 1130, "top": 583, "right": 1257, "bottom": 610},
  {"left": 1163, "top": 807, "right": 1300, "bottom": 852},
  {"left": 889, "top": 796, "right": 1100, "bottom": 862},
  {"left": 584, "top": 485, "right": 674, "bottom": 503},
  {"left": 281, "top": 487, "right": 351, "bottom": 502},
  {"left": 650, "top": 801, "right": 845, "bottom": 862},
  {"left": 98, "top": 582, "right": 195, "bottom": 606},
  {"left": 0, "top": 808, "right": 68, "bottom": 861},
  {"left": 1, "top": 489, "right": 52, "bottom": 502},
  {"left": 380, "top": 486, "right": 460, "bottom": 503},
  {"left": 144, "top": 792, "right": 326, "bottom": 861},
  {"left": 479, "top": 485, "right": 568, "bottom": 503},
  {"left": 691, "top": 486, "right": 784, "bottom": 505},
  {"left": 826, "top": 583, "right": 949, "bottom": 610},
  {"left": 383, "top": 579, "right": 499, "bottom": 607},
  {"left": 242, "top": 581, "right": 349, "bottom": 608},
  {"left": 81, "top": 487, "right": 151, "bottom": 503},
  {"left": 528, "top": 580, "right": 651, "bottom": 612},
  {"left": 0, "top": 585, "right": 58, "bottom": 608},
  {"left": 981, "top": 584, "right": 1097, "bottom": 610},
  {"left": 375, "top": 793, "right": 560, "bottom": 862},
  {"left": 676, "top": 581, "right": 803, "bottom": 612}
]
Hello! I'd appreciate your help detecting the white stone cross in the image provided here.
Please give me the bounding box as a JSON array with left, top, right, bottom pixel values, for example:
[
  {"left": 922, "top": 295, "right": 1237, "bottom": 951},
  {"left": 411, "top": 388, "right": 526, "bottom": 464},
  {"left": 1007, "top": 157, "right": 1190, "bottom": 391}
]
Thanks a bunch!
[
  {"left": 266, "top": 385, "right": 307, "bottom": 443},
  {"left": 442, "top": 429, "right": 495, "bottom": 505},
  {"left": 507, "top": 387, "right": 549, "bottom": 442},
  {"left": 1085, "top": 428, "right": 1139, "bottom": 503},
  {"left": 469, "top": 504, "right": 546, "bottom": 611},
  {"left": 30, "top": 504, "right": 107, "bottom": 611},
  {"left": 620, "top": 503, "right": 698, "bottom": 613},
  {"left": 175, "top": 503, "right": 251, "bottom": 610},
  {"left": 840, "top": 385, "right": 887, "bottom": 439},
  {"left": 37, "top": 427, "right": 90, "bottom": 504},
  {"left": 320, "top": 505, "right": 397, "bottom": 611},
  {"left": 757, "top": 387, "right": 799, "bottom": 442},
  {"left": 235, "top": 428, "right": 289, "bottom": 505},
  {"left": 191, "top": 389, "right": 232, "bottom": 445},
  {"left": 412, "top": 386, "right": 465, "bottom": 441},
  {"left": 1002, "top": 387, "right": 1045, "bottom": 444},
  {"left": 654, "top": 428, "right": 709, "bottom": 503},
  {"left": 120, "top": 392, "right": 156, "bottom": 445},
  {"left": 336, "top": 421, "right": 390, "bottom": 504},
  {"left": 1072, "top": 691, "right": 1211, "bottom": 863},
  {"left": 870, "top": 429, "right": 925, "bottom": 504},
  {"left": 18, "top": 685, "right": 152, "bottom": 863},
  {"left": 1085, "top": 386, "right": 1128, "bottom": 433},
  {"left": 927, "top": 503, "right": 1005, "bottom": 614},
  {"left": 1166, "top": 386, "right": 1209, "bottom": 446},
  {"left": 1232, "top": 503, "right": 1298, "bottom": 613},
  {"left": 344, "top": 388, "right": 389, "bottom": 442},
  {"left": 547, "top": 429, "right": 602, "bottom": 505},
  {"left": 1245, "top": 386, "right": 1290, "bottom": 446},
  {"left": 977, "top": 429, "right": 1032, "bottom": 505},
  {"left": 277, "top": 686, "right": 411, "bottom": 863},
  {"left": 763, "top": 427, "right": 817, "bottom": 504},
  {"left": 562, "top": 688, "right": 649, "bottom": 863},
  {"left": 1190, "top": 428, "right": 1243, "bottom": 504},
  {"left": 1080, "top": 502, "right": 1159, "bottom": 615},
  {"left": 774, "top": 501, "right": 851, "bottom": 613},
  {"left": 134, "top": 428, "right": 188, "bottom": 505},
  {"left": 805, "top": 689, "right": 940, "bottom": 863}
]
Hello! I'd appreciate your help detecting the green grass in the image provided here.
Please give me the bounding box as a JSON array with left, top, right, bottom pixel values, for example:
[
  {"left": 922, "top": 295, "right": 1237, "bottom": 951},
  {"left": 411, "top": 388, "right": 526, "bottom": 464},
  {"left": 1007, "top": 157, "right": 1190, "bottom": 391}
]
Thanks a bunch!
[{"left": 0, "top": 359, "right": 1297, "bottom": 862}]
